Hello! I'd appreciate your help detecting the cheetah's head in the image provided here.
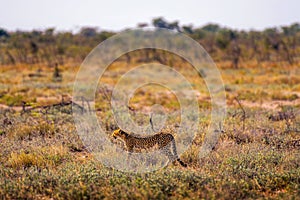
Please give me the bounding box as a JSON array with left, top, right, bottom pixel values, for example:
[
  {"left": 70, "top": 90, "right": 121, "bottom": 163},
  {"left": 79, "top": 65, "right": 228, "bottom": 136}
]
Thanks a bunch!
[{"left": 112, "top": 128, "right": 127, "bottom": 139}]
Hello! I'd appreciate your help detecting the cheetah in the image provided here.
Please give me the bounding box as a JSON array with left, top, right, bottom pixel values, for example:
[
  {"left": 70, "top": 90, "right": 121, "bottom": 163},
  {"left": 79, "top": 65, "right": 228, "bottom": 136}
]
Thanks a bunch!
[{"left": 111, "top": 128, "right": 187, "bottom": 167}]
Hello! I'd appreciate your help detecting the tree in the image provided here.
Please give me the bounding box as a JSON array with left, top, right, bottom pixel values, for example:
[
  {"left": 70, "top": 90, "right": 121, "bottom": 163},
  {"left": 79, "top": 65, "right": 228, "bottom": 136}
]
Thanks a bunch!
[
  {"left": 0, "top": 28, "right": 9, "bottom": 38},
  {"left": 281, "top": 23, "right": 300, "bottom": 36},
  {"left": 216, "top": 29, "right": 232, "bottom": 50},
  {"left": 152, "top": 17, "right": 180, "bottom": 31},
  {"left": 80, "top": 27, "right": 97, "bottom": 38},
  {"left": 168, "top": 21, "right": 180, "bottom": 32},
  {"left": 201, "top": 23, "right": 221, "bottom": 33},
  {"left": 182, "top": 25, "right": 193, "bottom": 34},
  {"left": 152, "top": 17, "right": 169, "bottom": 29}
]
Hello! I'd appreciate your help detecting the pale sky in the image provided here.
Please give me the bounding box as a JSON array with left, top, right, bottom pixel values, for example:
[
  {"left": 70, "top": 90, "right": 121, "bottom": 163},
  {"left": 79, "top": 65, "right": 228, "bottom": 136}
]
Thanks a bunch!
[{"left": 0, "top": 0, "right": 299, "bottom": 32}]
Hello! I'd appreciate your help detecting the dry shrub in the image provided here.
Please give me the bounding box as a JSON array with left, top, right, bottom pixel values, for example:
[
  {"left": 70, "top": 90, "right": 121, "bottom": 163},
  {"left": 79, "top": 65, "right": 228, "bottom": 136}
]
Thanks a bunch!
[
  {"left": 8, "top": 121, "right": 56, "bottom": 140},
  {"left": 8, "top": 146, "right": 69, "bottom": 169},
  {"left": 8, "top": 151, "right": 44, "bottom": 169},
  {"left": 292, "top": 84, "right": 300, "bottom": 92},
  {"left": 271, "top": 92, "right": 298, "bottom": 101},
  {"left": 273, "top": 75, "right": 300, "bottom": 85},
  {"left": 223, "top": 130, "right": 254, "bottom": 145}
]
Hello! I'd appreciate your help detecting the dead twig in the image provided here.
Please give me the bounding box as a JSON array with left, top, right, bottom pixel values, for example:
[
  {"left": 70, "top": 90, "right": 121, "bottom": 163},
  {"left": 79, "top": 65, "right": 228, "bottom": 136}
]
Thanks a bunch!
[{"left": 234, "top": 96, "right": 246, "bottom": 131}]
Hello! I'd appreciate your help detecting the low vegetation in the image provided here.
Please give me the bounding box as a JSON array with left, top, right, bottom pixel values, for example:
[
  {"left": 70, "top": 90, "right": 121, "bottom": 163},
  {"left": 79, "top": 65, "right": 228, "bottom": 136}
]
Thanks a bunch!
[{"left": 0, "top": 19, "right": 300, "bottom": 199}]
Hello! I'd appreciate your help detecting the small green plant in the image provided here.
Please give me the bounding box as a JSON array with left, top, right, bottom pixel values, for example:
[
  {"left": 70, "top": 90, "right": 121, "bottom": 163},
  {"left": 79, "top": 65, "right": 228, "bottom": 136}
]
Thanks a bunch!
[{"left": 0, "top": 94, "right": 23, "bottom": 106}]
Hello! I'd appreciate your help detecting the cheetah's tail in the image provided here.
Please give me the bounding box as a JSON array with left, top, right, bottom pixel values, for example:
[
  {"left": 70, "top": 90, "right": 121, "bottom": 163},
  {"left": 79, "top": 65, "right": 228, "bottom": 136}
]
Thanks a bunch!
[
  {"left": 177, "top": 158, "right": 187, "bottom": 167},
  {"left": 171, "top": 139, "right": 187, "bottom": 167}
]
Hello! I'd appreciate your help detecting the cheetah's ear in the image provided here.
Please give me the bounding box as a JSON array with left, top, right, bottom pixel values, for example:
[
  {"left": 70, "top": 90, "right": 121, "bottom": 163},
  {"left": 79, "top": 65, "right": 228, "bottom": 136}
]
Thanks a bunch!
[{"left": 120, "top": 129, "right": 128, "bottom": 135}]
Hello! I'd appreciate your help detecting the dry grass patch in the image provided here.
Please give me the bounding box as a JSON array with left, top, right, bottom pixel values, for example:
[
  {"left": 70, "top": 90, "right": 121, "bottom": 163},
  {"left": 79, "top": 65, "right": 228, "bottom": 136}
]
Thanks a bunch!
[
  {"left": 8, "top": 121, "right": 56, "bottom": 140},
  {"left": 8, "top": 146, "right": 69, "bottom": 169}
]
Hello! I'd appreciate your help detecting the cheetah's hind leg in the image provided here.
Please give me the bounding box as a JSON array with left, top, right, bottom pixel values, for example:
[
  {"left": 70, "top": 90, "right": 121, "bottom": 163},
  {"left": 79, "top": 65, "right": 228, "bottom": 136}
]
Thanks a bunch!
[{"left": 161, "top": 143, "right": 177, "bottom": 167}]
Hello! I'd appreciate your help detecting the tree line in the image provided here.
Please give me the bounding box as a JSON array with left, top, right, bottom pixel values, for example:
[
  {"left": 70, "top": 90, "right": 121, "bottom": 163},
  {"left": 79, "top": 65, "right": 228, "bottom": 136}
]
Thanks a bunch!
[{"left": 0, "top": 17, "right": 299, "bottom": 68}]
